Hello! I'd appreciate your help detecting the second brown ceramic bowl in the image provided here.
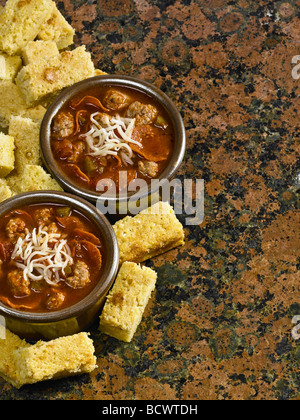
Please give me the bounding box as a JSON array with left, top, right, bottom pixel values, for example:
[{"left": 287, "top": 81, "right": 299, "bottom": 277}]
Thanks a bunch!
[{"left": 0, "top": 191, "right": 119, "bottom": 341}]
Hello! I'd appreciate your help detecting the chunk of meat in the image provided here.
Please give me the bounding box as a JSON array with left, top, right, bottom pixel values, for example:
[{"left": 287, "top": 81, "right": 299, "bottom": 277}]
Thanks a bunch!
[
  {"left": 7, "top": 269, "right": 31, "bottom": 297},
  {"left": 52, "top": 111, "right": 75, "bottom": 139},
  {"left": 66, "top": 261, "right": 90, "bottom": 289},
  {"left": 103, "top": 89, "right": 130, "bottom": 111},
  {"left": 138, "top": 160, "right": 159, "bottom": 178},
  {"left": 46, "top": 290, "right": 65, "bottom": 310},
  {"left": 125, "top": 101, "right": 158, "bottom": 125},
  {"left": 53, "top": 140, "right": 86, "bottom": 163},
  {"left": 34, "top": 208, "right": 55, "bottom": 227},
  {"left": 93, "top": 112, "right": 112, "bottom": 128},
  {"left": 5, "top": 217, "right": 29, "bottom": 243}
]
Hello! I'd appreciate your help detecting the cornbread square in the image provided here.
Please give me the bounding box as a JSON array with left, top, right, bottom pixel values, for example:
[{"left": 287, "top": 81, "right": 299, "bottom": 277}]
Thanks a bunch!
[
  {"left": 22, "top": 40, "right": 59, "bottom": 65},
  {"left": 0, "top": 179, "right": 14, "bottom": 202},
  {"left": 99, "top": 262, "right": 157, "bottom": 342},
  {"left": 22, "top": 104, "right": 47, "bottom": 122},
  {"left": 0, "top": 81, "right": 28, "bottom": 128},
  {"left": 0, "top": 0, "right": 53, "bottom": 55},
  {"left": 16, "top": 45, "right": 95, "bottom": 106},
  {"left": 37, "top": 1, "right": 75, "bottom": 50},
  {"left": 0, "top": 326, "right": 30, "bottom": 389},
  {"left": 8, "top": 116, "right": 42, "bottom": 174},
  {"left": 0, "top": 81, "right": 48, "bottom": 128},
  {"left": 14, "top": 332, "right": 97, "bottom": 386},
  {"left": 113, "top": 201, "right": 185, "bottom": 265},
  {"left": 7, "top": 164, "right": 62, "bottom": 194},
  {"left": 0, "top": 132, "right": 15, "bottom": 177},
  {"left": 0, "top": 54, "right": 22, "bottom": 81}
]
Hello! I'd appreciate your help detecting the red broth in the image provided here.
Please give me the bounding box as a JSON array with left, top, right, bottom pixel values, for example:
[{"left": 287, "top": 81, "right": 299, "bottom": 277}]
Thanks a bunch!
[
  {"left": 50, "top": 85, "right": 174, "bottom": 192},
  {"left": 0, "top": 204, "right": 105, "bottom": 313}
]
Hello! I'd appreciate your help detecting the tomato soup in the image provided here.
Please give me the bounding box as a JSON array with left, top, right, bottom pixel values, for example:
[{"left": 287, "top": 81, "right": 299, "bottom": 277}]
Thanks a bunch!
[
  {"left": 50, "top": 85, "right": 174, "bottom": 192},
  {"left": 0, "top": 204, "right": 105, "bottom": 312}
]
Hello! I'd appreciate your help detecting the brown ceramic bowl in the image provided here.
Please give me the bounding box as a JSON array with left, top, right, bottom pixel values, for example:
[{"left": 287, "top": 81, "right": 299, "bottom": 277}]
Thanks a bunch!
[
  {"left": 40, "top": 75, "right": 186, "bottom": 216},
  {"left": 0, "top": 191, "right": 119, "bottom": 341}
]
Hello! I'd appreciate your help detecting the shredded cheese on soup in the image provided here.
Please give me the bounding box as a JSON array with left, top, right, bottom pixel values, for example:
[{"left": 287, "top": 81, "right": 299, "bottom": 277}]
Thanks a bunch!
[
  {"left": 11, "top": 226, "right": 74, "bottom": 286},
  {"left": 81, "top": 113, "right": 141, "bottom": 165}
]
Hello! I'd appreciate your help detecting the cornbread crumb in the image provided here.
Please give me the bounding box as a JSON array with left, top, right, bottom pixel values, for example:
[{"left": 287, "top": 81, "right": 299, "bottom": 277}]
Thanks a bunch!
[
  {"left": 113, "top": 201, "right": 185, "bottom": 265},
  {"left": 0, "top": 132, "right": 15, "bottom": 177},
  {"left": 94, "top": 69, "right": 108, "bottom": 76},
  {"left": 8, "top": 164, "right": 62, "bottom": 194},
  {"left": 0, "top": 0, "right": 53, "bottom": 55},
  {"left": 14, "top": 332, "right": 97, "bottom": 386},
  {"left": 37, "top": 1, "right": 75, "bottom": 50},
  {"left": 22, "top": 40, "right": 59, "bottom": 65},
  {"left": 0, "top": 326, "right": 30, "bottom": 389},
  {"left": 99, "top": 262, "right": 157, "bottom": 342},
  {"left": 0, "top": 178, "right": 13, "bottom": 202},
  {"left": 16, "top": 45, "right": 95, "bottom": 106},
  {"left": 0, "top": 54, "right": 22, "bottom": 81}
]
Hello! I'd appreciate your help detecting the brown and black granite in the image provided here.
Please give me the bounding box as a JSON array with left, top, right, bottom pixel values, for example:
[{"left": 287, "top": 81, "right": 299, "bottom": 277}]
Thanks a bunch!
[{"left": 0, "top": 0, "right": 299, "bottom": 401}]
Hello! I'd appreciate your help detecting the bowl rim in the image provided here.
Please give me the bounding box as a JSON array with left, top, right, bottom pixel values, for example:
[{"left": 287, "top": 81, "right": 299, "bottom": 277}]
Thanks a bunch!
[
  {"left": 40, "top": 74, "right": 186, "bottom": 204},
  {"left": 0, "top": 190, "right": 119, "bottom": 323}
]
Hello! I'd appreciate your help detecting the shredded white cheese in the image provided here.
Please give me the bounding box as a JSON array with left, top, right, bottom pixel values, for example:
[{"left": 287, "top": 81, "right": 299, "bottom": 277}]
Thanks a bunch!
[
  {"left": 81, "top": 113, "right": 141, "bottom": 165},
  {"left": 11, "top": 226, "right": 74, "bottom": 286}
]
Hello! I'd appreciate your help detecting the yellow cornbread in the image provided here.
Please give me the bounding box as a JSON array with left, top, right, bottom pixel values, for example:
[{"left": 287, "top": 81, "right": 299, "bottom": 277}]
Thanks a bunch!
[
  {"left": 0, "top": 325, "right": 30, "bottom": 389},
  {"left": 0, "top": 328, "right": 97, "bottom": 388},
  {"left": 0, "top": 54, "right": 22, "bottom": 81},
  {"left": 0, "top": 0, "right": 53, "bottom": 55},
  {"left": 0, "top": 178, "right": 13, "bottom": 202},
  {"left": 99, "top": 262, "right": 157, "bottom": 342},
  {"left": 7, "top": 164, "right": 62, "bottom": 194},
  {"left": 8, "top": 116, "right": 42, "bottom": 174},
  {"left": 0, "top": 81, "right": 46, "bottom": 128},
  {"left": 0, "top": 132, "right": 15, "bottom": 177},
  {"left": 22, "top": 40, "right": 59, "bottom": 65},
  {"left": 37, "top": 1, "right": 75, "bottom": 50},
  {"left": 113, "top": 201, "right": 185, "bottom": 265},
  {"left": 14, "top": 332, "right": 97, "bottom": 387},
  {"left": 16, "top": 45, "right": 95, "bottom": 106}
]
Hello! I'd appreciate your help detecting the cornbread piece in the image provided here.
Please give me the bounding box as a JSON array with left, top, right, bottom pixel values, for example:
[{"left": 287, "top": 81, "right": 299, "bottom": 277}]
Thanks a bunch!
[
  {"left": 0, "top": 179, "right": 13, "bottom": 202},
  {"left": 37, "top": 1, "right": 75, "bottom": 50},
  {"left": 22, "top": 40, "right": 59, "bottom": 65},
  {"left": 113, "top": 201, "right": 185, "bottom": 265},
  {"left": 22, "top": 104, "right": 47, "bottom": 122},
  {"left": 0, "top": 0, "right": 53, "bottom": 55},
  {"left": 0, "top": 133, "right": 14, "bottom": 177},
  {"left": 14, "top": 332, "right": 97, "bottom": 386},
  {"left": 0, "top": 54, "right": 22, "bottom": 81},
  {"left": 16, "top": 46, "right": 95, "bottom": 106},
  {"left": 7, "top": 164, "right": 62, "bottom": 194},
  {"left": 0, "top": 81, "right": 45, "bottom": 128},
  {"left": 0, "top": 326, "right": 30, "bottom": 389},
  {"left": 99, "top": 262, "right": 157, "bottom": 342},
  {"left": 8, "top": 116, "right": 42, "bottom": 175},
  {"left": 0, "top": 81, "right": 28, "bottom": 128}
]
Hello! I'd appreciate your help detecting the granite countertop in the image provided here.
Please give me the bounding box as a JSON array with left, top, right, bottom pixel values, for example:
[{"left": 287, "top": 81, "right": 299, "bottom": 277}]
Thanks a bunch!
[{"left": 0, "top": 0, "right": 299, "bottom": 401}]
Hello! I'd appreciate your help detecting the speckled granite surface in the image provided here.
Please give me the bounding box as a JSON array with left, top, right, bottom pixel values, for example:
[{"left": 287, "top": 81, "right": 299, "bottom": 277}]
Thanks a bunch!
[{"left": 0, "top": 0, "right": 299, "bottom": 401}]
